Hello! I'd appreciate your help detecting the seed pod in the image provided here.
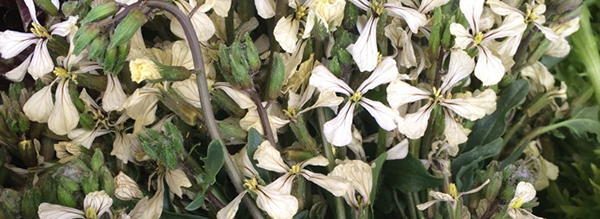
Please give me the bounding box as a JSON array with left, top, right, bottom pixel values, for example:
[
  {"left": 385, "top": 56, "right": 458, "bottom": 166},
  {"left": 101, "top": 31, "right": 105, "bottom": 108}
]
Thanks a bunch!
[
  {"left": 73, "top": 25, "right": 101, "bottom": 54},
  {"left": 103, "top": 46, "right": 118, "bottom": 73},
  {"left": 81, "top": 1, "right": 118, "bottom": 24},
  {"left": 245, "top": 35, "right": 261, "bottom": 72},
  {"left": 156, "top": 63, "right": 193, "bottom": 82},
  {"left": 109, "top": 9, "right": 147, "bottom": 49},
  {"left": 265, "top": 53, "right": 285, "bottom": 100},
  {"left": 88, "top": 35, "right": 108, "bottom": 62}
]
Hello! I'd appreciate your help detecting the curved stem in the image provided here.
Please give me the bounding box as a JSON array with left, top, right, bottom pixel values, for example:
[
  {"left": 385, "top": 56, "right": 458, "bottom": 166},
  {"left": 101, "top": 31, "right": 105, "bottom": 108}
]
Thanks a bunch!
[
  {"left": 144, "top": 1, "right": 263, "bottom": 218},
  {"left": 248, "top": 90, "right": 277, "bottom": 147}
]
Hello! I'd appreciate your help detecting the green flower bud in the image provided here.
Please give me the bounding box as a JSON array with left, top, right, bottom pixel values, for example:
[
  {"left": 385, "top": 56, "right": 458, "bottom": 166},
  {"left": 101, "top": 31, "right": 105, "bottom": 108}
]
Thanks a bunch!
[
  {"left": 265, "top": 53, "right": 285, "bottom": 100},
  {"left": 113, "top": 42, "right": 130, "bottom": 73},
  {"left": 129, "top": 58, "right": 191, "bottom": 83},
  {"left": 100, "top": 167, "right": 115, "bottom": 195},
  {"left": 20, "top": 189, "right": 41, "bottom": 219},
  {"left": 57, "top": 184, "right": 78, "bottom": 207},
  {"left": 327, "top": 57, "right": 342, "bottom": 76},
  {"left": 245, "top": 35, "right": 262, "bottom": 72},
  {"left": 156, "top": 63, "right": 192, "bottom": 82},
  {"left": 90, "top": 148, "right": 105, "bottom": 172},
  {"left": 61, "top": 1, "right": 78, "bottom": 16},
  {"left": 81, "top": 2, "right": 118, "bottom": 24},
  {"left": 485, "top": 173, "right": 503, "bottom": 201},
  {"left": 73, "top": 25, "right": 101, "bottom": 54},
  {"left": 34, "top": 0, "right": 58, "bottom": 16},
  {"left": 81, "top": 173, "right": 100, "bottom": 194},
  {"left": 218, "top": 44, "right": 232, "bottom": 73},
  {"left": 88, "top": 35, "right": 108, "bottom": 62},
  {"left": 103, "top": 46, "right": 118, "bottom": 73},
  {"left": 109, "top": 9, "right": 147, "bottom": 49},
  {"left": 229, "top": 42, "right": 253, "bottom": 89}
]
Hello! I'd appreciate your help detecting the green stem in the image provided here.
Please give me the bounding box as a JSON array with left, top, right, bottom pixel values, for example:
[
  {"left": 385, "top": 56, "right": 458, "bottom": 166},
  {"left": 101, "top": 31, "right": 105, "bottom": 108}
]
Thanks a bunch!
[
  {"left": 144, "top": 1, "right": 263, "bottom": 218},
  {"left": 572, "top": 5, "right": 600, "bottom": 104},
  {"left": 289, "top": 115, "right": 318, "bottom": 153},
  {"left": 376, "top": 128, "right": 387, "bottom": 156}
]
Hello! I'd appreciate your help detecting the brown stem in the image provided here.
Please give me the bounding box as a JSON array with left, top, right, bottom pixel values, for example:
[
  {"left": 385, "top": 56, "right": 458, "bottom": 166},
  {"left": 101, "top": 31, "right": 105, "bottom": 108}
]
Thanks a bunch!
[{"left": 247, "top": 89, "right": 278, "bottom": 147}]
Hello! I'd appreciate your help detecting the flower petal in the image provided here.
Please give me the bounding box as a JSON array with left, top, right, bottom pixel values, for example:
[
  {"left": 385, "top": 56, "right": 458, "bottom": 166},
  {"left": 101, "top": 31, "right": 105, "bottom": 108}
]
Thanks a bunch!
[
  {"left": 83, "top": 191, "right": 113, "bottom": 217},
  {"left": 0, "top": 30, "right": 37, "bottom": 59},
  {"left": 303, "top": 170, "right": 352, "bottom": 197},
  {"left": 300, "top": 155, "right": 329, "bottom": 168},
  {"left": 397, "top": 103, "right": 433, "bottom": 139},
  {"left": 254, "top": 141, "right": 289, "bottom": 173},
  {"left": 440, "top": 50, "right": 475, "bottom": 93},
  {"left": 68, "top": 128, "right": 110, "bottom": 149},
  {"left": 474, "top": 46, "right": 505, "bottom": 86},
  {"left": 309, "top": 65, "right": 353, "bottom": 95},
  {"left": 387, "top": 139, "right": 409, "bottom": 160},
  {"left": 28, "top": 40, "right": 54, "bottom": 79},
  {"left": 386, "top": 79, "right": 432, "bottom": 109},
  {"left": 449, "top": 23, "right": 473, "bottom": 49},
  {"left": 359, "top": 98, "right": 397, "bottom": 131},
  {"left": 50, "top": 16, "right": 79, "bottom": 38},
  {"left": 512, "top": 181, "right": 537, "bottom": 204},
  {"left": 48, "top": 80, "right": 80, "bottom": 135},
  {"left": 23, "top": 83, "right": 54, "bottom": 123},
  {"left": 274, "top": 16, "right": 300, "bottom": 53},
  {"left": 323, "top": 101, "right": 356, "bottom": 146},
  {"left": 357, "top": 57, "right": 399, "bottom": 93},
  {"left": 459, "top": 0, "right": 484, "bottom": 32},
  {"left": 384, "top": 3, "right": 428, "bottom": 33},
  {"left": 255, "top": 0, "right": 276, "bottom": 19},
  {"left": 165, "top": 168, "right": 192, "bottom": 198},
  {"left": 440, "top": 89, "right": 497, "bottom": 121},
  {"left": 217, "top": 192, "right": 247, "bottom": 219},
  {"left": 102, "top": 74, "right": 127, "bottom": 111},
  {"left": 347, "top": 16, "right": 379, "bottom": 72},
  {"left": 256, "top": 185, "right": 299, "bottom": 219},
  {"left": 267, "top": 173, "right": 295, "bottom": 195},
  {"left": 4, "top": 54, "right": 33, "bottom": 82},
  {"left": 38, "top": 203, "right": 84, "bottom": 219},
  {"left": 443, "top": 113, "right": 470, "bottom": 153}
]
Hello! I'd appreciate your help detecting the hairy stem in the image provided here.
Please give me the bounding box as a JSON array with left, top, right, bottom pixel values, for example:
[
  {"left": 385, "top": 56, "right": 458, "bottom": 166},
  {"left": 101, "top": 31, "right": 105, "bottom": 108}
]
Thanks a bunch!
[{"left": 144, "top": 1, "right": 263, "bottom": 218}]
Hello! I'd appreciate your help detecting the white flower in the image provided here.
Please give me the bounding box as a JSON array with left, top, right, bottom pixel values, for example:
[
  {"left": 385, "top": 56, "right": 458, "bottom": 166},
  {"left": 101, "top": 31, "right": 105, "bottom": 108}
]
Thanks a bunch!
[
  {"left": 255, "top": 0, "right": 276, "bottom": 19},
  {"left": 38, "top": 190, "right": 113, "bottom": 219},
  {"left": 67, "top": 128, "right": 110, "bottom": 149},
  {"left": 346, "top": 0, "right": 427, "bottom": 71},
  {"left": 165, "top": 168, "right": 192, "bottom": 198},
  {"left": 310, "top": 57, "right": 399, "bottom": 146},
  {"left": 47, "top": 79, "right": 80, "bottom": 135},
  {"left": 416, "top": 180, "right": 490, "bottom": 211},
  {"left": 122, "top": 86, "right": 160, "bottom": 133},
  {"left": 170, "top": 0, "right": 217, "bottom": 42},
  {"left": 54, "top": 141, "right": 82, "bottom": 163},
  {"left": 254, "top": 141, "right": 352, "bottom": 196},
  {"left": 273, "top": 1, "right": 316, "bottom": 53},
  {"left": 507, "top": 182, "right": 543, "bottom": 219},
  {"left": 310, "top": 0, "right": 346, "bottom": 31},
  {"left": 328, "top": 159, "right": 373, "bottom": 209},
  {"left": 102, "top": 74, "right": 128, "bottom": 111},
  {"left": 23, "top": 83, "right": 54, "bottom": 123},
  {"left": 1, "top": 12, "right": 78, "bottom": 81},
  {"left": 524, "top": 141, "right": 559, "bottom": 190},
  {"left": 488, "top": 0, "right": 560, "bottom": 42},
  {"left": 387, "top": 50, "right": 496, "bottom": 148},
  {"left": 450, "top": 0, "right": 526, "bottom": 85},
  {"left": 126, "top": 178, "right": 165, "bottom": 219},
  {"left": 111, "top": 132, "right": 141, "bottom": 164},
  {"left": 545, "top": 17, "right": 580, "bottom": 58},
  {"left": 115, "top": 172, "right": 144, "bottom": 201}
]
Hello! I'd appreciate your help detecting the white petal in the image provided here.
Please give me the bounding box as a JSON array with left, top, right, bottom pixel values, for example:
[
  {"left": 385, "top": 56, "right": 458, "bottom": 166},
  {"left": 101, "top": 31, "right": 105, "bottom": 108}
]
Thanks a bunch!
[
  {"left": 441, "top": 89, "right": 497, "bottom": 121},
  {"left": 429, "top": 191, "right": 455, "bottom": 202},
  {"left": 102, "top": 74, "right": 127, "bottom": 111},
  {"left": 323, "top": 101, "right": 356, "bottom": 146},
  {"left": 387, "top": 139, "right": 409, "bottom": 160},
  {"left": 487, "top": 0, "right": 523, "bottom": 16},
  {"left": 521, "top": 62, "right": 555, "bottom": 92},
  {"left": 449, "top": 23, "right": 473, "bottom": 49},
  {"left": 348, "top": 127, "right": 367, "bottom": 160},
  {"left": 0, "top": 30, "right": 37, "bottom": 59},
  {"left": 274, "top": 16, "right": 300, "bottom": 53},
  {"left": 267, "top": 173, "right": 295, "bottom": 195},
  {"left": 483, "top": 14, "right": 526, "bottom": 41},
  {"left": 212, "top": 0, "right": 232, "bottom": 17},
  {"left": 254, "top": 141, "right": 289, "bottom": 173},
  {"left": 24, "top": 0, "right": 38, "bottom": 24},
  {"left": 300, "top": 90, "right": 344, "bottom": 114},
  {"left": 459, "top": 0, "right": 484, "bottom": 32},
  {"left": 309, "top": 65, "right": 353, "bottom": 95},
  {"left": 359, "top": 98, "right": 397, "bottom": 131},
  {"left": 348, "top": 0, "right": 370, "bottom": 11},
  {"left": 512, "top": 181, "right": 537, "bottom": 204},
  {"left": 416, "top": 200, "right": 441, "bottom": 211},
  {"left": 384, "top": 3, "right": 428, "bottom": 33},
  {"left": 386, "top": 79, "right": 432, "bottom": 109},
  {"left": 28, "top": 40, "right": 54, "bottom": 79},
  {"left": 256, "top": 186, "right": 299, "bottom": 219},
  {"left": 545, "top": 37, "right": 570, "bottom": 58},
  {"left": 357, "top": 57, "right": 399, "bottom": 93},
  {"left": 255, "top": 0, "right": 276, "bottom": 19},
  {"left": 329, "top": 160, "right": 373, "bottom": 207},
  {"left": 232, "top": 147, "right": 260, "bottom": 178},
  {"left": 215, "top": 83, "right": 255, "bottom": 109},
  {"left": 217, "top": 192, "right": 247, "bottom": 219},
  {"left": 460, "top": 179, "right": 490, "bottom": 196},
  {"left": 300, "top": 155, "right": 329, "bottom": 168},
  {"left": 418, "top": 0, "right": 450, "bottom": 13},
  {"left": 474, "top": 46, "right": 505, "bottom": 86},
  {"left": 440, "top": 50, "right": 475, "bottom": 93},
  {"left": 172, "top": 78, "right": 201, "bottom": 108},
  {"left": 23, "top": 84, "right": 54, "bottom": 123},
  {"left": 83, "top": 191, "right": 113, "bottom": 217},
  {"left": 38, "top": 203, "right": 83, "bottom": 219},
  {"left": 302, "top": 170, "right": 352, "bottom": 197},
  {"left": 535, "top": 24, "right": 561, "bottom": 42},
  {"left": 347, "top": 16, "right": 379, "bottom": 72},
  {"left": 171, "top": 2, "right": 215, "bottom": 42},
  {"left": 123, "top": 87, "right": 160, "bottom": 132},
  {"left": 165, "top": 168, "right": 192, "bottom": 198},
  {"left": 4, "top": 54, "right": 32, "bottom": 82},
  {"left": 68, "top": 128, "right": 110, "bottom": 149},
  {"left": 397, "top": 103, "right": 433, "bottom": 139},
  {"left": 111, "top": 132, "right": 137, "bottom": 164},
  {"left": 50, "top": 16, "right": 79, "bottom": 38},
  {"left": 443, "top": 113, "right": 470, "bottom": 152},
  {"left": 48, "top": 80, "right": 80, "bottom": 135}
]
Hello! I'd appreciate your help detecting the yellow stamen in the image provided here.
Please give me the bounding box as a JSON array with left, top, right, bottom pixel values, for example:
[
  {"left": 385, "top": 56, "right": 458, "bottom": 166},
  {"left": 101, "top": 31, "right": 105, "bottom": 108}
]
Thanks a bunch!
[
  {"left": 371, "top": 1, "right": 385, "bottom": 16},
  {"left": 85, "top": 207, "right": 98, "bottom": 219},
  {"left": 290, "top": 164, "right": 302, "bottom": 175},
  {"left": 30, "top": 23, "right": 51, "bottom": 38},
  {"left": 448, "top": 183, "right": 458, "bottom": 199},
  {"left": 243, "top": 178, "right": 259, "bottom": 191},
  {"left": 53, "top": 67, "right": 70, "bottom": 79},
  {"left": 510, "top": 197, "right": 524, "bottom": 209},
  {"left": 284, "top": 108, "right": 298, "bottom": 119},
  {"left": 473, "top": 32, "right": 484, "bottom": 45},
  {"left": 350, "top": 92, "right": 362, "bottom": 103},
  {"left": 295, "top": 5, "right": 308, "bottom": 20},
  {"left": 525, "top": 8, "right": 538, "bottom": 23}
]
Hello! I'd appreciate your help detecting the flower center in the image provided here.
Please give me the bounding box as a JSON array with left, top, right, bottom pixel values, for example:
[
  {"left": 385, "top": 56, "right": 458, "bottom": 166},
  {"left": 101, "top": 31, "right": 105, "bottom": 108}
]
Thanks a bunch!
[
  {"left": 30, "top": 23, "right": 51, "bottom": 38},
  {"left": 510, "top": 197, "right": 524, "bottom": 209},
  {"left": 53, "top": 67, "right": 70, "bottom": 79},
  {"left": 525, "top": 8, "right": 538, "bottom": 23},
  {"left": 84, "top": 207, "right": 98, "bottom": 219},
  {"left": 284, "top": 108, "right": 298, "bottom": 119},
  {"left": 350, "top": 92, "right": 362, "bottom": 103},
  {"left": 295, "top": 5, "right": 308, "bottom": 20},
  {"left": 290, "top": 164, "right": 302, "bottom": 175},
  {"left": 243, "top": 178, "right": 259, "bottom": 192},
  {"left": 473, "top": 32, "right": 484, "bottom": 45},
  {"left": 448, "top": 183, "right": 458, "bottom": 199},
  {"left": 371, "top": 1, "right": 385, "bottom": 16}
]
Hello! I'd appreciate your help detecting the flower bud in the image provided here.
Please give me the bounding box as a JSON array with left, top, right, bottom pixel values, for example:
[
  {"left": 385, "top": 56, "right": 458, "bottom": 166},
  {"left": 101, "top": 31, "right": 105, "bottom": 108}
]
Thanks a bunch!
[
  {"left": 81, "top": 2, "right": 118, "bottom": 24},
  {"left": 73, "top": 25, "right": 101, "bottom": 54},
  {"left": 114, "top": 172, "right": 143, "bottom": 201},
  {"left": 88, "top": 35, "right": 108, "bottom": 62},
  {"left": 265, "top": 53, "right": 285, "bottom": 100},
  {"left": 18, "top": 140, "right": 37, "bottom": 167},
  {"left": 130, "top": 58, "right": 162, "bottom": 83},
  {"left": 244, "top": 35, "right": 261, "bottom": 72},
  {"left": 109, "top": 9, "right": 147, "bottom": 49},
  {"left": 21, "top": 189, "right": 42, "bottom": 219},
  {"left": 100, "top": 167, "right": 116, "bottom": 195},
  {"left": 34, "top": 0, "right": 58, "bottom": 16},
  {"left": 113, "top": 42, "right": 130, "bottom": 73},
  {"left": 156, "top": 63, "right": 192, "bottom": 82},
  {"left": 485, "top": 173, "right": 503, "bottom": 201},
  {"left": 218, "top": 118, "right": 247, "bottom": 145},
  {"left": 311, "top": 0, "right": 346, "bottom": 31},
  {"left": 229, "top": 42, "right": 253, "bottom": 89},
  {"left": 91, "top": 148, "right": 105, "bottom": 172},
  {"left": 82, "top": 173, "right": 100, "bottom": 194},
  {"left": 104, "top": 46, "right": 118, "bottom": 73}
]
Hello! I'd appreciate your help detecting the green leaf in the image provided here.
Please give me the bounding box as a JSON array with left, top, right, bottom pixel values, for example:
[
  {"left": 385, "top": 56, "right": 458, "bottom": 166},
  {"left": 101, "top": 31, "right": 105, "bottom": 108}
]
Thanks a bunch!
[
  {"left": 383, "top": 154, "right": 443, "bottom": 193},
  {"left": 466, "top": 80, "right": 529, "bottom": 150},
  {"left": 453, "top": 138, "right": 504, "bottom": 189},
  {"left": 247, "top": 128, "right": 263, "bottom": 157},
  {"left": 185, "top": 140, "right": 225, "bottom": 211},
  {"left": 370, "top": 152, "right": 387, "bottom": 204},
  {"left": 546, "top": 106, "right": 600, "bottom": 141}
]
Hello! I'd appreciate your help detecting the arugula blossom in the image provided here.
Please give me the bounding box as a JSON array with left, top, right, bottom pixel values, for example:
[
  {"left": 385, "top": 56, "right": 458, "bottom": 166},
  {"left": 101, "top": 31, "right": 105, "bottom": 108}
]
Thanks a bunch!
[
  {"left": 310, "top": 57, "right": 399, "bottom": 146},
  {"left": 450, "top": 0, "right": 526, "bottom": 86},
  {"left": 328, "top": 159, "right": 373, "bottom": 209},
  {"left": 387, "top": 50, "right": 497, "bottom": 152},
  {"left": 507, "top": 182, "right": 543, "bottom": 219},
  {"left": 416, "top": 180, "right": 490, "bottom": 211},
  {"left": 38, "top": 191, "right": 113, "bottom": 219}
]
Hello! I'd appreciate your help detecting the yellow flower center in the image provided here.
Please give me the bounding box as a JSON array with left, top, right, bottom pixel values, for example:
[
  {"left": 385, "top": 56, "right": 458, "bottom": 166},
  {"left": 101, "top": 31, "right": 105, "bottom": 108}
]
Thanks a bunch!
[
  {"left": 295, "top": 5, "right": 308, "bottom": 20},
  {"left": 525, "top": 8, "right": 538, "bottom": 23},
  {"left": 371, "top": 1, "right": 385, "bottom": 16},
  {"left": 31, "top": 23, "right": 51, "bottom": 38},
  {"left": 284, "top": 108, "right": 298, "bottom": 119},
  {"left": 290, "top": 164, "right": 302, "bottom": 175},
  {"left": 448, "top": 183, "right": 458, "bottom": 199},
  {"left": 243, "top": 178, "right": 259, "bottom": 192},
  {"left": 53, "top": 67, "right": 70, "bottom": 79},
  {"left": 350, "top": 92, "right": 362, "bottom": 103},
  {"left": 473, "top": 32, "right": 484, "bottom": 45},
  {"left": 510, "top": 197, "right": 524, "bottom": 209},
  {"left": 84, "top": 207, "right": 98, "bottom": 219}
]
